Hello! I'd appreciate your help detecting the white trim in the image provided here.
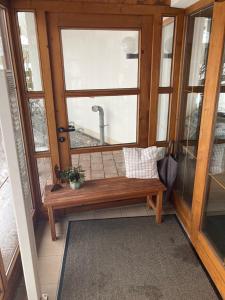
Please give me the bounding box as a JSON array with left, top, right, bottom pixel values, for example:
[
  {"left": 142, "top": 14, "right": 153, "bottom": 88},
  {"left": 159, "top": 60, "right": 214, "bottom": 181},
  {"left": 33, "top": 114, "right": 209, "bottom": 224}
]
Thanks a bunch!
[{"left": 0, "top": 71, "right": 41, "bottom": 300}]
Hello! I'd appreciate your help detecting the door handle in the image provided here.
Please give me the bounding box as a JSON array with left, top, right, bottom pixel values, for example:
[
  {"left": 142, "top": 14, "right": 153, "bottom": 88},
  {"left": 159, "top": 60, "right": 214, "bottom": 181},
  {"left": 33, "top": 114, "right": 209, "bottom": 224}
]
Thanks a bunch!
[{"left": 57, "top": 125, "right": 75, "bottom": 133}]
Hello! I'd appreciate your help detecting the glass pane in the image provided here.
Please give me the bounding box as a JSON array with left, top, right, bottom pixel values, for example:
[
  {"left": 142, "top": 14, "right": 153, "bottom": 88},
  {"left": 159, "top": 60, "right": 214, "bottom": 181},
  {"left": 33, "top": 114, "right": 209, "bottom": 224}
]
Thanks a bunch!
[
  {"left": 175, "top": 145, "right": 196, "bottom": 208},
  {"left": 182, "top": 153, "right": 197, "bottom": 207},
  {"left": 156, "top": 94, "right": 170, "bottom": 141},
  {"left": 66, "top": 95, "right": 137, "bottom": 148},
  {"left": 159, "top": 17, "right": 175, "bottom": 87},
  {"left": 201, "top": 41, "right": 225, "bottom": 260},
  {"left": 0, "top": 124, "right": 18, "bottom": 272},
  {"left": 182, "top": 93, "right": 203, "bottom": 156},
  {"left": 188, "top": 7, "right": 213, "bottom": 86},
  {"left": 175, "top": 145, "right": 187, "bottom": 198},
  {"left": 37, "top": 157, "right": 52, "bottom": 200},
  {"left": 17, "top": 12, "right": 42, "bottom": 91},
  {"left": 61, "top": 30, "right": 139, "bottom": 90},
  {"left": 29, "top": 99, "right": 49, "bottom": 152}
]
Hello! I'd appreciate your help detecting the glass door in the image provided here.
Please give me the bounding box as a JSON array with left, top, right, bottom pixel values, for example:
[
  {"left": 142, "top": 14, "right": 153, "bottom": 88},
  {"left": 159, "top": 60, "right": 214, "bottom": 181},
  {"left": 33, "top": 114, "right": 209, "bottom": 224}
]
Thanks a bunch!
[
  {"left": 48, "top": 14, "right": 152, "bottom": 169},
  {"left": 201, "top": 43, "right": 225, "bottom": 260},
  {"left": 174, "top": 6, "right": 213, "bottom": 230}
]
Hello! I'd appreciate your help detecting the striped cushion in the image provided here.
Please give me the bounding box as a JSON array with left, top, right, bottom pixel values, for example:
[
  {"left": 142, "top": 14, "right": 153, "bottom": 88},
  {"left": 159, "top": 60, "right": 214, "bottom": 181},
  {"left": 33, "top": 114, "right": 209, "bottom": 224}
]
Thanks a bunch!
[{"left": 123, "top": 147, "right": 159, "bottom": 179}]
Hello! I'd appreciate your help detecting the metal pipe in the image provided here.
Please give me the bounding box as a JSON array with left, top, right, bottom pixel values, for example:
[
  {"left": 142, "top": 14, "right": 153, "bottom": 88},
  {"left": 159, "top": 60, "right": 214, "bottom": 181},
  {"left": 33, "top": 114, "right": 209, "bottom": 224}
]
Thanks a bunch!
[{"left": 92, "top": 105, "right": 105, "bottom": 145}]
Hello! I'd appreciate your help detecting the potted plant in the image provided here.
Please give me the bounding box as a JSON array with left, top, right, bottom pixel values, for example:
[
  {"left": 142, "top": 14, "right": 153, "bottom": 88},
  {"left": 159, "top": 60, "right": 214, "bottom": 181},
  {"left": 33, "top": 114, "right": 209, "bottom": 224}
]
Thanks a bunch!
[{"left": 60, "top": 166, "right": 85, "bottom": 190}]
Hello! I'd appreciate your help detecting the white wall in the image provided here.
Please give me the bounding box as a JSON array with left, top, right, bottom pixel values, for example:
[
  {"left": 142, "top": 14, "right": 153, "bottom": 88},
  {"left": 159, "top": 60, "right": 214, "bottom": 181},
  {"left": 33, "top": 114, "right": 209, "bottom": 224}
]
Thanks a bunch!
[{"left": 67, "top": 96, "right": 137, "bottom": 144}]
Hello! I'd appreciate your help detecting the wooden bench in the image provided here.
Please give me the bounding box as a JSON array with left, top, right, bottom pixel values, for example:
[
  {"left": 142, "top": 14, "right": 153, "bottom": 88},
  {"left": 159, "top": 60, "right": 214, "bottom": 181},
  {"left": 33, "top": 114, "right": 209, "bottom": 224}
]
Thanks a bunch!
[{"left": 44, "top": 177, "right": 166, "bottom": 241}]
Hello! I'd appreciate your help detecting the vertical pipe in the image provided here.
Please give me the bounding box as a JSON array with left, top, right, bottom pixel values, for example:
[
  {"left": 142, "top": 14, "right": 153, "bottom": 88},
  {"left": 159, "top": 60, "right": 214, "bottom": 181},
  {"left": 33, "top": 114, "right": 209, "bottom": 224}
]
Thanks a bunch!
[{"left": 92, "top": 105, "right": 105, "bottom": 145}]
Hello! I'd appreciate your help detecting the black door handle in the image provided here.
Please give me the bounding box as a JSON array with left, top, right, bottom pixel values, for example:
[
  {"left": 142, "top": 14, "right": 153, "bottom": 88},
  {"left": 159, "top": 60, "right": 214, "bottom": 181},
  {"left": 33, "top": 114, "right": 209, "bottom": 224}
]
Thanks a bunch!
[{"left": 57, "top": 125, "right": 75, "bottom": 133}]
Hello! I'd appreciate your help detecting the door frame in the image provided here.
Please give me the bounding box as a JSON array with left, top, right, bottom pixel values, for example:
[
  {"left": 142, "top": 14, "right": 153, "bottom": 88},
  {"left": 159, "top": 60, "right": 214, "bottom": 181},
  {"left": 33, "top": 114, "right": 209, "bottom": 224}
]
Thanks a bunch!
[{"left": 47, "top": 13, "right": 153, "bottom": 169}]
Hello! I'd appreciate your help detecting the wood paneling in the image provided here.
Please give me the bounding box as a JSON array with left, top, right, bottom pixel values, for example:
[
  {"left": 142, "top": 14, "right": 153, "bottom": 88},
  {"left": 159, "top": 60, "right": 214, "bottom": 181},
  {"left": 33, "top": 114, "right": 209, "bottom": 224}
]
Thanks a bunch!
[
  {"left": 196, "top": 233, "right": 225, "bottom": 298},
  {"left": 36, "top": 11, "right": 60, "bottom": 181},
  {"left": 169, "top": 14, "right": 185, "bottom": 141},
  {"left": 10, "top": 0, "right": 183, "bottom": 15},
  {"left": 0, "top": 0, "right": 8, "bottom": 8},
  {"left": 148, "top": 14, "right": 161, "bottom": 145},
  {"left": 65, "top": 88, "right": 139, "bottom": 98},
  {"left": 185, "top": 0, "right": 214, "bottom": 15}
]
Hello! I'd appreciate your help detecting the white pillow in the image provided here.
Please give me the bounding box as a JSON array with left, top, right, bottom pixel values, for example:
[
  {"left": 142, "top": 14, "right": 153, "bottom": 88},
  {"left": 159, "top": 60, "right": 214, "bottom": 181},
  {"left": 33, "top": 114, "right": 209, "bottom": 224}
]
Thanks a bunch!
[{"left": 123, "top": 147, "right": 159, "bottom": 179}]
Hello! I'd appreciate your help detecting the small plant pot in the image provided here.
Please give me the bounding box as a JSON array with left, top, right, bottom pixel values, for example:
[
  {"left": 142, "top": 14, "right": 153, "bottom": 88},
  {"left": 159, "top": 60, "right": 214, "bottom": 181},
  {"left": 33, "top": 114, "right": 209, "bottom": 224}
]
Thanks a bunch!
[{"left": 70, "top": 181, "right": 81, "bottom": 190}]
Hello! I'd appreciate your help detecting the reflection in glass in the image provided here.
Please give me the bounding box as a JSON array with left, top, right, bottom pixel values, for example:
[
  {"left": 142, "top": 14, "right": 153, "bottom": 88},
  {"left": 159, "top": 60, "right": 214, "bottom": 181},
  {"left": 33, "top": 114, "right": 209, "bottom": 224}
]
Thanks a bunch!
[
  {"left": 202, "top": 91, "right": 225, "bottom": 260},
  {"left": 61, "top": 30, "right": 139, "bottom": 90},
  {"left": 66, "top": 96, "right": 137, "bottom": 148},
  {"left": 182, "top": 93, "right": 203, "bottom": 156},
  {"left": 29, "top": 99, "right": 49, "bottom": 152},
  {"left": 159, "top": 17, "right": 175, "bottom": 87},
  {"left": 200, "top": 18, "right": 225, "bottom": 259},
  {"left": 175, "top": 146, "right": 196, "bottom": 207},
  {"left": 188, "top": 7, "right": 213, "bottom": 86},
  {"left": 37, "top": 157, "right": 52, "bottom": 199},
  {"left": 175, "top": 7, "right": 212, "bottom": 209},
  {"left": 156, "top": 94, "right": 170, "bottom": 141},
  {"left": 17, "top": 12, "right": 42, "bottom": 91}
]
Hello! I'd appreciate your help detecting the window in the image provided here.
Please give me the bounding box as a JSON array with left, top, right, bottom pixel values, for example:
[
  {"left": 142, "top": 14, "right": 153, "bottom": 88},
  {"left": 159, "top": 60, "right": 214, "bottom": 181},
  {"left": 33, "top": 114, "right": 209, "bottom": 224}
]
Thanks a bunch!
[
  {"left": 67, "top": 96, "right": 137, "bottom": 148},
  {"left": 61, "top": 29, "right": 139, "bottom": 90},
  {"left": 61, "top": 29, "right": 140, "bottom": 149},
  {"left": 17, "top": 12, "right": 43, "bottom": 91},
  {"left": 175, "top": 6, "right": 213, "bottom": 207},
  {"left": 29, "top": 99, "right": 49, "bottom": 152},
  {"left": 156, "top": 17, "right": 175, "bottom": 142}
]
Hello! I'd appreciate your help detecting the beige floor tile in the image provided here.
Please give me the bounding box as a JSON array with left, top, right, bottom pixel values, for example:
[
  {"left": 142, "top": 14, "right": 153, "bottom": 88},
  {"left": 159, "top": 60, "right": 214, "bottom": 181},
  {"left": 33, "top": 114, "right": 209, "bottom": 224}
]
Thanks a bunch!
[
  {"left": 37, "top": 234, "right": 65, "bottom": 258},
  {"left": 124, "top": 204, "right": 149, "bottom": 217},
  {"left": 41, "top": 283, "right": 58, "bottom": 300},
  {"left": 67, "top": 210, "right": 95, "bottom": 221},
  {"left": 38, "top": 255, "right": 62, "bottom": 286},
  {"left": 93, "top": 207, "right": 126, "bottom": 219},
  {"left": 91, "top": 163, "right": 104, "bottom": 171}
]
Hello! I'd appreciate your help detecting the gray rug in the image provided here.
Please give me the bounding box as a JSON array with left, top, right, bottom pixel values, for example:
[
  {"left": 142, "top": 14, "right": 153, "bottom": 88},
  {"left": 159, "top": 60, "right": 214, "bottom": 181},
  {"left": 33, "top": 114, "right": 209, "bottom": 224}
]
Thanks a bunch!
[{"left": 58, "top": 216, "right": 219, "bottom": 300}]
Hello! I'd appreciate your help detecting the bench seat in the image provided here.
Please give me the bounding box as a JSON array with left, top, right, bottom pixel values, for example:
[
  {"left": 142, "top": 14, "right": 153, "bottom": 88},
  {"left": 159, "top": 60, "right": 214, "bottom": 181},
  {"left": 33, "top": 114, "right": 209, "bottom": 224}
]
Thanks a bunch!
[{"left": 44, "top": 177, "right": 166, "bottom": 240}]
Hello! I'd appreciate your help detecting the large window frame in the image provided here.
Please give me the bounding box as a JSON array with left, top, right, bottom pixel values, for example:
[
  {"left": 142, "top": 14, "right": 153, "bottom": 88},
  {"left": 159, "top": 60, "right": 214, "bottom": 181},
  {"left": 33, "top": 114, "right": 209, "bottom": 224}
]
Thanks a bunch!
[
  {"left": 175, "top": 6, "right": 213, "bottom": 210},
  {"left": 60, "top": 27, "right": 141, "bottom": 150}
]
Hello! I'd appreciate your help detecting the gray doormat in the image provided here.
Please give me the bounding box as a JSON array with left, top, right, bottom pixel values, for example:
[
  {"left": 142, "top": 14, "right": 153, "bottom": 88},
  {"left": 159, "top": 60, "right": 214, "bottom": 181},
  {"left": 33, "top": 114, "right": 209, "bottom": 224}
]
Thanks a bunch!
[{"left": 57, "top": 216, "right": 219, "bottom": 300}]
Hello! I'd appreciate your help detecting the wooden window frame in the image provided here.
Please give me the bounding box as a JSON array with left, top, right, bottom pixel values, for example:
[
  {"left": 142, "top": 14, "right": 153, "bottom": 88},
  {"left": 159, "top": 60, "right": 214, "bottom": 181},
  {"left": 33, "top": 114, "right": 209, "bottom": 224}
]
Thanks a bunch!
[{"left": 149, "top": 13, "right": 185, "bottom": 146}]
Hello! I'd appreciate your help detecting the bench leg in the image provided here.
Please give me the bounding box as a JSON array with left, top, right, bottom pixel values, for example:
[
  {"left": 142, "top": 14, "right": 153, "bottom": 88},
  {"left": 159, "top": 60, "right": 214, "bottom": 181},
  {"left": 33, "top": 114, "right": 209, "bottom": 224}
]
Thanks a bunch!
[
  {"left": 48, "top": 207, "right": 56, "bottom": 241},
  {"left": 146, "top": 195, "right": 153, "bottom": 210},
  {"left": 156, "top": 191, "right": 163, "bottom": 224}
]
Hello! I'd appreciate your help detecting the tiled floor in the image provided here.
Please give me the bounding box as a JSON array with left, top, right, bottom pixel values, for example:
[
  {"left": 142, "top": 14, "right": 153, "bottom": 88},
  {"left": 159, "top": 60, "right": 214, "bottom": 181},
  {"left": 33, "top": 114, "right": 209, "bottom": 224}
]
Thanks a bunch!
[
  {"left": 36, "top": 151, "right": 126, "bottom": 200},
  {"left": 71, "top": 150, "right": 126, "bottom": 180},
  {"left": 14, "top": 203, "right": 175, "bottom": 300}
]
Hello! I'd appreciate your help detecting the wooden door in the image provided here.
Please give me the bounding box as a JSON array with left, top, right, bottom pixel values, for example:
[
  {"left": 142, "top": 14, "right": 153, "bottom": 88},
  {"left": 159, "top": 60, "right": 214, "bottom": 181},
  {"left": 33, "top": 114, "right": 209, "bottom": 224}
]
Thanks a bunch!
[{"left": 47, "top": 13, "right": 153, "bottom": 170}]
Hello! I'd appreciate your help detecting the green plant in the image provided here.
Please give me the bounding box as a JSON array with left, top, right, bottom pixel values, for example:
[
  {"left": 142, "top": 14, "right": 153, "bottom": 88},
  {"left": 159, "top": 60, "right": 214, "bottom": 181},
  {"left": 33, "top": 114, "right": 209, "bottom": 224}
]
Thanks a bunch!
[{"left": 60, "top": 166, "right": 85, "bottom": 184}]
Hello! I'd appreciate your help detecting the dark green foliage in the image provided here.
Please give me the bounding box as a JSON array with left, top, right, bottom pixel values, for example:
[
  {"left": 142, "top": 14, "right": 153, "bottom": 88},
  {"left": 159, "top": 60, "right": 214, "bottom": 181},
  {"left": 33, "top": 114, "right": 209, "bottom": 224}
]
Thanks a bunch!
[{"left": 60, "top": 166, "right": 85, "bottom": 183}]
